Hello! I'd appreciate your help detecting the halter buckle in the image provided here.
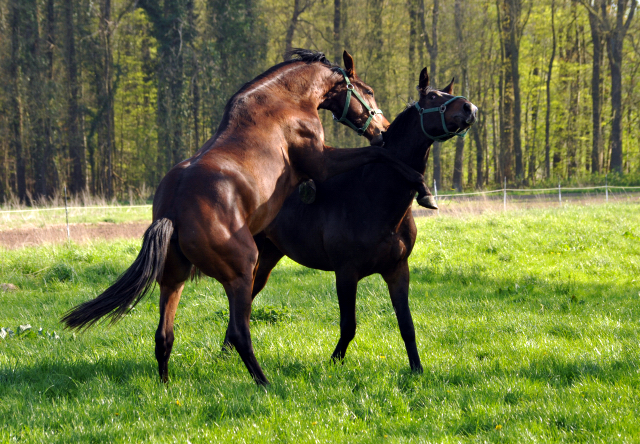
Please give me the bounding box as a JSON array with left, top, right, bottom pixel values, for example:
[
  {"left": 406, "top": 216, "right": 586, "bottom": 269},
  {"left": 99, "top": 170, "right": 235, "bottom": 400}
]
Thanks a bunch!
[
  {"left": 439, "top": 104, "right": 447, "bottom": 113},
  {"left": 346, "top": 84, "right": 355, "bottom": 90}
]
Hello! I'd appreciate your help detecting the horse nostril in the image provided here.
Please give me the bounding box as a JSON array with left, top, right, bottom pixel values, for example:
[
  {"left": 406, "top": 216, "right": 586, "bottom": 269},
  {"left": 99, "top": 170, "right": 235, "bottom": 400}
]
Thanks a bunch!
[{"left": 463, "top": 102, "right": 472, "bottom": 114}]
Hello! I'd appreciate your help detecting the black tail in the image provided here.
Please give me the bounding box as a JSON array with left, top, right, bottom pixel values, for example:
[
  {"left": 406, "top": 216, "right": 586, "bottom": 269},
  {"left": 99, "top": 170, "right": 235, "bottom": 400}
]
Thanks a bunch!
[{"left": 61, "top": 218, "right": 174, "bottom": 330}]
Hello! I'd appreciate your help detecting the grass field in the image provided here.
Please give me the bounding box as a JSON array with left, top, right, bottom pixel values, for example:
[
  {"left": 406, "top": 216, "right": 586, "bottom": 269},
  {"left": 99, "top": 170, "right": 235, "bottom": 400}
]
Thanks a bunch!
[
  {"left": 1, "top": 204, "right": 639, "bottom": 443},
  {"left": 0, "top": 205, "right": 151, "bottom": 231}
]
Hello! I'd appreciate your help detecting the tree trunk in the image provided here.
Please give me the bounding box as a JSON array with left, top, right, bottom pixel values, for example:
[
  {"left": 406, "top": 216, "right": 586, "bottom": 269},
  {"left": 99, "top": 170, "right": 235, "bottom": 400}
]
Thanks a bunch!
[
  {"left": 587, "top": 1, "right": 604, "bottom": 173},
  {"left": 333, "top": 0, "right": 341, "bottom": 143},
  {"left": 606, "top": 0, "right": 636, "bottom": 173},
  {"left": 509, "top": 0, "right": 523, "bottom": 181},
  {"left": 96, "top": 0, "right": 115, "bottom": 198},
  {"left": 22, "top": 0, "right": 47, "bottom": 200},
  {"left": 473, "top": 125, "right": 484, "bottom": 188},
  {"left": 63, "top": 0, "right": 86, "bottom": 194},
  {"left": 44, "top": 0, "right": 59, "bottom": 196},
  {"left": 284, "top": 0, "right": 302, "bottom": 57},
  {"left": 9, "top": 0, "right": 27, "bottom": 202},
  {"left": 419, "top": 0, "right": 440, "bottom": 187},
  {"left": 497, "top": 0, "right": 520, "bottom": 183},
  {"left": 368, "top": 0, "right": 387, "bottom": 112},
  {"left": 544, "top": 0, "right": 556, "bottom": 179},
  {"left": 452, "top": 0, "right": 466, "bottom": 192},
  {"left": 528, "top": 79, "right": 541, "bottom": 182}
]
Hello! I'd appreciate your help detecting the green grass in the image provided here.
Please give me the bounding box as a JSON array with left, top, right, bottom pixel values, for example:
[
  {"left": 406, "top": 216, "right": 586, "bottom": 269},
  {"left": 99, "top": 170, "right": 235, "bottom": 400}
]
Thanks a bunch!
[
  {"left": 1, "top": 204, "right": 639, "bottom": 443},
  {"left": 0, "top": 205, "right": 151, "bottom": 231}
]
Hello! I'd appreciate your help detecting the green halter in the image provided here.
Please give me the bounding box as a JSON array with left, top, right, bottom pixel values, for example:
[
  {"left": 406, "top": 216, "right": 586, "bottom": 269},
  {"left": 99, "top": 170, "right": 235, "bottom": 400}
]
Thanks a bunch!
[
  {"left": 414, "top": 96, "right": 469, "bottom": 141},
  {"left": 333, "top": 68, "right": 384, "bottom": 136}
]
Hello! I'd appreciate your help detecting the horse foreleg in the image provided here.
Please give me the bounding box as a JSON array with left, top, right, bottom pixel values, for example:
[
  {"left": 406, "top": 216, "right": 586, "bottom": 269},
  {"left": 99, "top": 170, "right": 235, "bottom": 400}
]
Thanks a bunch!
[
  {"left": 155, "top": 242, "right": 192, "bottom": 382},
  {"left": 330, "top": 270, "right": 359, "bottom": 363},
  {"left": 382, "top": 261, "right": 422, "bottom": 372}
]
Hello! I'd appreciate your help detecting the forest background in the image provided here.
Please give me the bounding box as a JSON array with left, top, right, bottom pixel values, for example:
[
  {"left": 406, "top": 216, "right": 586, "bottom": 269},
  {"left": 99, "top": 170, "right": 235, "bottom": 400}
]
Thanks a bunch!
[{"left": 0, "top": 0, "right": 638, "bottom": 202}]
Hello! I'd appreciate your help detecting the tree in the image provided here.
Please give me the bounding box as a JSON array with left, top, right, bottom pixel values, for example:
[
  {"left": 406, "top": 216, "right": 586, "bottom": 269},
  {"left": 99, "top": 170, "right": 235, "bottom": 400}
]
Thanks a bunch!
[
  {"left": 545, "top": 0, "right": 557, "bottom": 179},
  {"left": 419, "top": 0, "right": 441, "bottom": 187},
  {"left": 63, "top": 0, "right": 87, "bottom": 194},
  {"left": 452, "top": 0, "right": 468, "bottom": 191},
  {"left": 139, "top": 0, "right": 196, "bottom": 177},
  {"left": 497, "top": 0, "right": 528, "bottom": 182},
  {"left": 585, "top": 0, "right": 606, "bottom": 173},
  {"left": 8, "top": 0, "right": 27, "bottom": 202}
]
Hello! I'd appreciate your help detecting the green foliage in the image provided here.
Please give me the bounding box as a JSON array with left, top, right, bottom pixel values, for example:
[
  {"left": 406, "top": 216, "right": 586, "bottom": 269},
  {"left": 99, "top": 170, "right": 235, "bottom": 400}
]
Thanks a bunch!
[
  {"left": 1, "top": 204, "right": 639, "bottom": 441},
  {"left": 2, "top": 0, "right": 640, "bottom": 200}
]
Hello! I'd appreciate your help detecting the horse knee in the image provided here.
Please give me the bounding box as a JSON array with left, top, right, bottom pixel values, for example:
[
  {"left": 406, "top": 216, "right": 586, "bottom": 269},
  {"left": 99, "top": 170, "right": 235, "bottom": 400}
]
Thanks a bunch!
[
  {"left": 155, "top": 329, "right": 174, "bottom": 359},
  {"left": 227, "top": 325, "right": 251, "bottom": 351}
]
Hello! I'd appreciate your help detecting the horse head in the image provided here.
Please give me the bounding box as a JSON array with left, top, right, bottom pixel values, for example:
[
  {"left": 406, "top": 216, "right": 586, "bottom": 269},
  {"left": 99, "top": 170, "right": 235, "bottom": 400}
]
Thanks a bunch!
[
  {"left": 413, "top": 67, "right": 477, "bottom": 141},
  {"left": 327, "top": 51, "right": 390, "bottom": 146}
]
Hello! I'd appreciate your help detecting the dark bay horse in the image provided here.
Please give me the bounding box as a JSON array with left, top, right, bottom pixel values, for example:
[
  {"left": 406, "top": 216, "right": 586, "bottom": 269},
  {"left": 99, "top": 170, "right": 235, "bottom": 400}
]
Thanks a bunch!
[
  {"left": 62, "top": 49, "right": 429, "bottom": 386},
  {"left": 235, "top": 68, "right": 477, "bottom": 372}
]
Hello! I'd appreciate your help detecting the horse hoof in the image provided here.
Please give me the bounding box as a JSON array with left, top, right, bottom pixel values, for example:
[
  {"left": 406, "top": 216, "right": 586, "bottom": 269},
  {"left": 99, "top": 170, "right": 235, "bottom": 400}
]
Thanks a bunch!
[
  {"left": 417, "top": 195, "right": 438, "bottom": 210},
  {"left": 299, "top": 180, "right": 316, "bottom": 204}
]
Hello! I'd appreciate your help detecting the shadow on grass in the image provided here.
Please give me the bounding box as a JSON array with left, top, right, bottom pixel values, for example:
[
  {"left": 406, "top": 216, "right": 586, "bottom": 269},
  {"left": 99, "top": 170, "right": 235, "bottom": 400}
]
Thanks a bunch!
[
  {"left": 392, "top": 353, "right": 637, "bottom": 394},
  {"left": 0, "top": 357, "right": 154, "bottom": 398}
]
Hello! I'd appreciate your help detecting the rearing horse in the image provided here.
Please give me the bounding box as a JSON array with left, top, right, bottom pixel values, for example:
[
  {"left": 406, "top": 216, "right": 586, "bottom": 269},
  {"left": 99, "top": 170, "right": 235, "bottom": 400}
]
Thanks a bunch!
[{"left": 62, "top": 49, "right": 427, "bottom": 385}]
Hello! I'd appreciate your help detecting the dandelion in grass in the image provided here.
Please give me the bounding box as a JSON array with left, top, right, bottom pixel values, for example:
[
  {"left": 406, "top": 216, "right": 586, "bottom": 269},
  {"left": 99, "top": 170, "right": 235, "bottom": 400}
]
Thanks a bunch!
[
  {"left": 312, "top": 422, "right": 317, "bottom": 426},
  {"left": 495, "top": 425, "right": 502, "bottom": 430},
  {"left": 176, "top": 400, "right": 182, "bottom": 406},
  {"left": 380, "top": 355, "right": 386, "bottom": 359}
]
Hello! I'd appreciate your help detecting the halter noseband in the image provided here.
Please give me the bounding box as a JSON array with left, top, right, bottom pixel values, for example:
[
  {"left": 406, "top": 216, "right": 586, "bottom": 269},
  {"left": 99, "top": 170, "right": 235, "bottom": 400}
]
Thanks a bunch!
[
  {"left": 333, "top": 68, "right": 384, "bottom": 136},
  {"left": 414, "top": 96, "right": 469, "bottom": 141}
]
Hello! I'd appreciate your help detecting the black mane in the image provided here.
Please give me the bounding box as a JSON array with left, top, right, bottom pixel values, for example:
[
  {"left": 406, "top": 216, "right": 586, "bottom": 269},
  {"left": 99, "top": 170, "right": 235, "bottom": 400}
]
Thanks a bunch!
[{"left": 284, "top": 48, "right": 335, "bottom": 67}]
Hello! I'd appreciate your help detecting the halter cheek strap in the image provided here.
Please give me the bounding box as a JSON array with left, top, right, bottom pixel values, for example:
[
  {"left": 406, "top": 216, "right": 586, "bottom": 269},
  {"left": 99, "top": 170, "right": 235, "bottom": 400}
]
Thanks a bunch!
[
  {"left": 414, "top": 96, "right": 469, "bottom": 141},
  {"left": 333, "top": 68, "right": 384, "bottom": 136}
]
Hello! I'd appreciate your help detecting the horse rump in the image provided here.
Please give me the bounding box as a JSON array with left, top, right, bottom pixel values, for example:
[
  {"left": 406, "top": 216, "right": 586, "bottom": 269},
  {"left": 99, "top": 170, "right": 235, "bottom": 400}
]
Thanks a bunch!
[{"left": 61, "top": 218, "right": 174, "bottom": 330}]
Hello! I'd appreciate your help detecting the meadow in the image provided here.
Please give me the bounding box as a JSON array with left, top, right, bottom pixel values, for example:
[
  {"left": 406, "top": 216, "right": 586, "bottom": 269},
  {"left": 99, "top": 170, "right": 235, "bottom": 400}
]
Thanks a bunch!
[{"left": 1, "top": 204, "right": 639, "bottom": 443}]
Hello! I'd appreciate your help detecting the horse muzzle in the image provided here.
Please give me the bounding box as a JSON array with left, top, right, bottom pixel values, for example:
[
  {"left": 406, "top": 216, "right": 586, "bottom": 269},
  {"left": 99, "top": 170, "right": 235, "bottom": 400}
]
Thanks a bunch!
[{"left": 370, "top": 133, "right": 385, "bottom": 146}]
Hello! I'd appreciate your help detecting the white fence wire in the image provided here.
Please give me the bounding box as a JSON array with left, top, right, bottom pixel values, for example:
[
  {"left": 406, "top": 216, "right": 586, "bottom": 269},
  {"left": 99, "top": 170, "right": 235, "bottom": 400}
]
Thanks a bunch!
[{"left": 0, "top": 184, "right": 638, "bottom": 217}]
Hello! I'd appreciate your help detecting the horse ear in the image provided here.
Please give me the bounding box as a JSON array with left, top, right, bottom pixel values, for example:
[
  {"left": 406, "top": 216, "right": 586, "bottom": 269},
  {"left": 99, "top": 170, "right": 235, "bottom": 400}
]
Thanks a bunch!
[
  {"left": 343, "top": 51, "right": 356, "bottom": 76},
  {"left": 442, "top": 77, "right": 455, "bottom": 94},
  {"left": 418, "top": 68, "right": 429, "bottom": 92}
]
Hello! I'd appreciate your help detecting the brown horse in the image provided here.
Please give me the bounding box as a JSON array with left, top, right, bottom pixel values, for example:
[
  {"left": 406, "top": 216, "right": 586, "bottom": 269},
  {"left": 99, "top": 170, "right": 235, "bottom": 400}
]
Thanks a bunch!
[
  {"left": 229, "top": 68, "right": 477, "bottom": 372},
  {"left": 62, "top": 49, "right": 429, "bottom": 385}
]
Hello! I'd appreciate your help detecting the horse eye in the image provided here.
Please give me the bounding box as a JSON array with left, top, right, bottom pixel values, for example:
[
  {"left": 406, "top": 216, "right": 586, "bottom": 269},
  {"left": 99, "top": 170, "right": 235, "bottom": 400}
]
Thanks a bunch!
[
  {"left": 366, "top": 90, "right": 374, "bottom": 96},
  {"left": 429, "top": 93, "right": 436, "bottom": 100}
]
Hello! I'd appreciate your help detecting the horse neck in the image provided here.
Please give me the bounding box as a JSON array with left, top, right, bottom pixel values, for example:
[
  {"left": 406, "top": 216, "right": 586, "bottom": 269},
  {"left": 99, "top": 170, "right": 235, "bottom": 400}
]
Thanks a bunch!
[
  {"left": 383, "top": 110, "right": 434, "bottom": 175},
  {"left": 238, "top": 63, "right": 334, "bottom": 109}
]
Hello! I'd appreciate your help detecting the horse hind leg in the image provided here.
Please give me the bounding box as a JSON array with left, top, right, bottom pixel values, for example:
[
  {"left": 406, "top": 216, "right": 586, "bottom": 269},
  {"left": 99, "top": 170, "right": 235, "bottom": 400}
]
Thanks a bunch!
[
  {"left": 222, "top": 235, "right": 285, "bottom": 351},
  {"left": 155, "top": 240, "right": 192, "bottom": 382},
  {"left": 186, "top": 224, "right": 268, "bottom": 385}
]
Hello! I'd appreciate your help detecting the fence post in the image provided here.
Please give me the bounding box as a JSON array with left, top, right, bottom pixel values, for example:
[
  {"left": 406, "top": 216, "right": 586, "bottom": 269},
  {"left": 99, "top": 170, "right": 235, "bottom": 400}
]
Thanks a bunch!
[
  {"left": 503, "top": 177, "right": 507, "bottom": 212},
  {"left": 64, "top": 186, "right": 70, "bottom": 245},
  {"left": 605, "top": 173, "right": 608, "bottom": 203},
  {"left": 559, "top": 181, "right": 562, "bottom": 205}
]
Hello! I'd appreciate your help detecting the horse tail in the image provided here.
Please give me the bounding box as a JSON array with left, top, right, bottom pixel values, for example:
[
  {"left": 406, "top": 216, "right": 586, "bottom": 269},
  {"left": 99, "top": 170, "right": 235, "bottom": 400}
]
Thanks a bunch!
[{"left": 61, "top": 218, "right": 174, "bottom": 330}]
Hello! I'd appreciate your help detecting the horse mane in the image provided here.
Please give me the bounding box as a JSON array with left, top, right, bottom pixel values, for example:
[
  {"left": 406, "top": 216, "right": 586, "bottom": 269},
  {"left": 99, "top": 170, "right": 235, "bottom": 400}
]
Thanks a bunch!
[{"left": 283, "top": 48, "right": 342, "bottom": 72}]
